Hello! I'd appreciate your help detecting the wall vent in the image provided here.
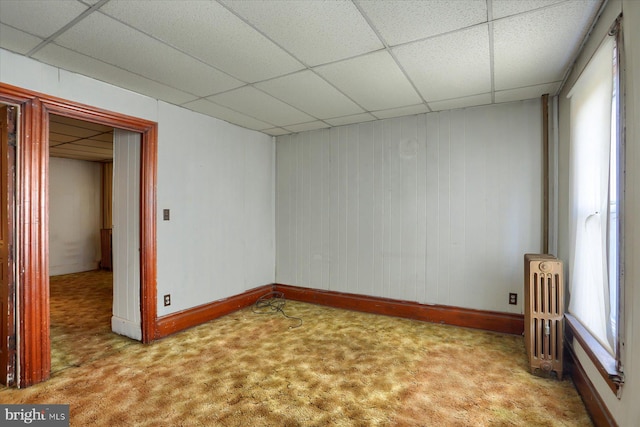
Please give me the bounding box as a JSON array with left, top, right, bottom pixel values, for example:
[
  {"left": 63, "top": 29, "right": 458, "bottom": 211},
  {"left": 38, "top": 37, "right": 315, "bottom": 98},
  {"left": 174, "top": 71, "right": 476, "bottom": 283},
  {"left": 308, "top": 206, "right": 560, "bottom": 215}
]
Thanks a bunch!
[{"left": 524, "top": 254, "right": 563, "bottom": 378}]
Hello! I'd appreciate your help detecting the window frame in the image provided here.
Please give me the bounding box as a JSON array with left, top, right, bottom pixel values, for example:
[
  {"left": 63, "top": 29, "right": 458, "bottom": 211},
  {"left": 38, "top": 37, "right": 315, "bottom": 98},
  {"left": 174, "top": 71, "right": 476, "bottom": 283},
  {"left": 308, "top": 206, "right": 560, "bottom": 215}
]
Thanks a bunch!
[
  {"left": 566, "top": 313, "right": 623, "bottom": 396},
  {"left": 565, "top": 15, "right": 625, "bottom": 398}
]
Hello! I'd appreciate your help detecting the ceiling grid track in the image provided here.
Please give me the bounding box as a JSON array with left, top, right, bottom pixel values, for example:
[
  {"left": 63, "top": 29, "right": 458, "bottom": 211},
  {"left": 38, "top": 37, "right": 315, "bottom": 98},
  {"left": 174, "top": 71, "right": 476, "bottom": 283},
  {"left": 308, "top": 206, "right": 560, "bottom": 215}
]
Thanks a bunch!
[
  {"left": 25, "top": 0, "right": 111, "bottom": 57},
  {"left": 487, "top": 0, "right": 496, "bottom": 104},
  {"left": 0, "top": 0, "right": 604, "bottom": 136}
]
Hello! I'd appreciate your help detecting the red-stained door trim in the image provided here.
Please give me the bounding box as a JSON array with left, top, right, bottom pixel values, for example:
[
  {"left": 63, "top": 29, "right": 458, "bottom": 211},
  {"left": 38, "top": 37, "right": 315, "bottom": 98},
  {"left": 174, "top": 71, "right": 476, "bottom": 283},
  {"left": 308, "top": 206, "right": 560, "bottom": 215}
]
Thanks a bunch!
[{"left": 0, "top": 83, "right": 157, "bottom": 387}]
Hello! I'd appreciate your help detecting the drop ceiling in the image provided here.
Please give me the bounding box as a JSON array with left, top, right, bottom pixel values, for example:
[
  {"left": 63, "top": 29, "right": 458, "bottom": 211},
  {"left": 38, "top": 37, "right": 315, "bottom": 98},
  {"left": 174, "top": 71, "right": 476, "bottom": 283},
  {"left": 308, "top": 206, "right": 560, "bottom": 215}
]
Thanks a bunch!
[
  {"left": 0, "top": 0, "right": 603, "bottom": 136},
  {"left": 49, "top": 114, "right": 113, "bottom": 162}
]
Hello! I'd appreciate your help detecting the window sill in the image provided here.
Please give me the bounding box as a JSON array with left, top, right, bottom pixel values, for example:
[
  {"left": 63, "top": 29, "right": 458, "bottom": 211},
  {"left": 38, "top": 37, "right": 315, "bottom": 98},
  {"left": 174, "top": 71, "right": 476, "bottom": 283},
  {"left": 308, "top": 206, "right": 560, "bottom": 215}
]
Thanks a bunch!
[{"left": 565, "top": 313, "right": 624, "bottom": 397}]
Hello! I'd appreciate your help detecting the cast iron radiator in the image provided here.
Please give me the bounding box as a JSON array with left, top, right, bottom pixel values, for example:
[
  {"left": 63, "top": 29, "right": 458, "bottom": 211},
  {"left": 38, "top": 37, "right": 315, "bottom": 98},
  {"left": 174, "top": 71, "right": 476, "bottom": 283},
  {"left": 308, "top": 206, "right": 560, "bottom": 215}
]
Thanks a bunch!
[{"left": 524, "top": 254, "right": 564, "bottom": 378}]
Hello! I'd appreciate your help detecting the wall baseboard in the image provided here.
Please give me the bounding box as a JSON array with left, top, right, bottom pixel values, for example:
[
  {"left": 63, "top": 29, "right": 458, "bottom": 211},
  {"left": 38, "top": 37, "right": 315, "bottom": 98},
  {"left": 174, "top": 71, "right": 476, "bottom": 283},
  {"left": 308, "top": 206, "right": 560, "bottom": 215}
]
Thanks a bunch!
[
  {"left": 274, "top": 284, "right": 524, "bottom": 335},
  {"left": 565, "top": 344, "right": 618, "bottom": 427},
  {"left": 154, "top": 284, "right": 272, "bottom": 339},
  {"left": 112, "top": 316, "right": 142, "bottom": 341},
  {"left": 153, "top": 283, "right": 525, "bottom": 340}
]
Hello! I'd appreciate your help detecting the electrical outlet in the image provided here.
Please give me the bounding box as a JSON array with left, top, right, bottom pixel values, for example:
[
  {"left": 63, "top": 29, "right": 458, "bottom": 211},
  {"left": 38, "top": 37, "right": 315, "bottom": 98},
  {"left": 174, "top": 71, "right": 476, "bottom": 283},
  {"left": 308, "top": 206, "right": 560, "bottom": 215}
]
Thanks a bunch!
[
  {"left": 509, "top": 293, "right": 517, "bottom": 305},
  {"left": 163, "top": 209, "right": 170, "bottom": 221},
  {"left": 164, "top": 294, "right": 171, "bottom": 306}
]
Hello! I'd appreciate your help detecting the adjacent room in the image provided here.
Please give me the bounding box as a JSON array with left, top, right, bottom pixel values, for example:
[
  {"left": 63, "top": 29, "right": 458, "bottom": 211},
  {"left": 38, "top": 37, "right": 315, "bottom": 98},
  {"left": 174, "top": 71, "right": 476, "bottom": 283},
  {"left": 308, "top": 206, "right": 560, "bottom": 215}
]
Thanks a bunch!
[
  {"left": 0, "top": 0, "right": 638, "bottom": 426},
  {"left": 47, "top": 115, "right": 137, "bottom": 374}
]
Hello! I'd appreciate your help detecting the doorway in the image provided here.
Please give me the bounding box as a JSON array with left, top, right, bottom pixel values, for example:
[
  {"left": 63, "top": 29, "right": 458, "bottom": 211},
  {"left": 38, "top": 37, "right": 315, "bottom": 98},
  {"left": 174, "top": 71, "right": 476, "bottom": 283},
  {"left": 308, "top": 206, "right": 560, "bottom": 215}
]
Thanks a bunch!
[
  {"left": 0, "top": 83, "right": 157, "bottom": 387},
  {"left": 48, "top": 115, "right": 123, "bottom": 373},
  {"left": 49, "top": 114, "right": 114, "bottom": 277}
]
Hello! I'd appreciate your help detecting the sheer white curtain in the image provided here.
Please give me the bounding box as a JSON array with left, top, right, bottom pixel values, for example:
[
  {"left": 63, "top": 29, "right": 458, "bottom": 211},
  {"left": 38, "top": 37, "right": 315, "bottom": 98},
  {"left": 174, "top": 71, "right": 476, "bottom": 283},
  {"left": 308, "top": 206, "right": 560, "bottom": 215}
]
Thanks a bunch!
[{"left": 567, "top": 36, "right": 615, "bottom": 353}]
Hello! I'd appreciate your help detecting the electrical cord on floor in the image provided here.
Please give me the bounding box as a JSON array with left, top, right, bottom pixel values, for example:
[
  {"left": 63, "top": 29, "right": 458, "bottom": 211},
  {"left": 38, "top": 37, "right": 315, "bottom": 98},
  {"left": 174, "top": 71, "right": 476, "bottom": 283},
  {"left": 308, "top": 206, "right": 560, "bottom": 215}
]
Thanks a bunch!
[{"left": 252, "top": 291, "right": 303, "bottom": 329}]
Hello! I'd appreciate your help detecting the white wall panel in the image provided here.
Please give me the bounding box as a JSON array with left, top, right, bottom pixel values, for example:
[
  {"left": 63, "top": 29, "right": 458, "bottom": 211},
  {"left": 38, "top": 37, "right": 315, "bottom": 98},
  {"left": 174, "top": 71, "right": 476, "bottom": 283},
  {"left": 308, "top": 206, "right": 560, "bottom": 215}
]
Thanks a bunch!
[
  {"left": 327, "top": 128, "right": 340, "bottom": 289},
  {"left": 371, "top": 121, "right": 385, "bottom": 298},
  {"left": 49, "top": 157, "right": 101, "bottom": 276},
  {"left": 357, "top": 122, "right": 375, "bottom": 297},
  {"left": 242, "top": 128, "right": 276, "bottom": 290},
  {"left": 276, "top": 99, "right": 542, "bottom": 313},
  {"left": 156, "top": 102, "right": 274, "bottom": 316},
  {"left": 111, "top": 129, "right": 141, "bottom": 340}
]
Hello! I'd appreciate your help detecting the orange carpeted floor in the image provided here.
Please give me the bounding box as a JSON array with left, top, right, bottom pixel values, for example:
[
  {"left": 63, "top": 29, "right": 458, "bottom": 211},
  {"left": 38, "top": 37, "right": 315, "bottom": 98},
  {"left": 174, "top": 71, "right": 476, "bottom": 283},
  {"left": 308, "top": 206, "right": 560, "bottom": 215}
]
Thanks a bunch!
[{"left": 0, "top": 270, "right": 593, "bottom": 426}]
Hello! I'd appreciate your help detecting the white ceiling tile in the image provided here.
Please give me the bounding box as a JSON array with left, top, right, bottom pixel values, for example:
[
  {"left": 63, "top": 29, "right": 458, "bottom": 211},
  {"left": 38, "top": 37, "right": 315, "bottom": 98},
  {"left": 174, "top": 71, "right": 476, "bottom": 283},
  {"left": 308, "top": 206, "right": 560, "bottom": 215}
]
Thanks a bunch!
[
  {"left": 33, "top": 43, "right": 198, "bottom": 105},
  {"left": 428, "top": 93, "right": 491, "bottom": 111},
  {"left": 221, "top": 0, "right": 383, "bottom": 66},
  {"left": 100, "top": 0, "right": 303, "bottom": 83},
  {"left": 394, "top": 25, "right": 491, "bottom": 102},
  {"left": 315, "top": 51, "right": 422, "bottom": 111},
  {"left": 49, "top": 132, "right": 77, "bottom": 144},
  {"left": 494, "top": 82, "right": 561, "bottom": 103},
  {"left": 492, "top": 0, "right": 566, "bottom": 19},
  {"left": 0, "top": 0, "right": 603, "bottom": 135},
  {"left": 0, "top": 0, "right": 87, "bottom": 38},
  {"left": 493, "top": 1, "right": 601, "bottom": 90},
  {"left": 49, "top": 122, "right": 103, "bottom": 139},
  {"left": 372, "top": 104, "right": 429, "bottom": 120},
  {"left": 0, "top": 24, "right": 43, "bottom": 54},
  {"left": 54, "top": 13, "right": 244, "bottom": 96},
  {"left": 357, "top": 0, "right": 487, "bottom": 46},
  {"left": 283, "top": 121, "right": 330, "bottom": 134},
  {"left": 263, "top": 128, "right": 290, "bottom": 136},
  {"left": 255, "top": 70, "right": 364, "bottom": 119},
  {"left": 324, "top": 113, "right": 377, "bottom": 127},
  {"left": 183, "top": 98, "right": 274, "bottom": 131},
  {"left": 208, "top": 86, "right": 315, "bottom": 127},
  {"left": 51, "top": 114, "right": 112, "bottom": 130}
]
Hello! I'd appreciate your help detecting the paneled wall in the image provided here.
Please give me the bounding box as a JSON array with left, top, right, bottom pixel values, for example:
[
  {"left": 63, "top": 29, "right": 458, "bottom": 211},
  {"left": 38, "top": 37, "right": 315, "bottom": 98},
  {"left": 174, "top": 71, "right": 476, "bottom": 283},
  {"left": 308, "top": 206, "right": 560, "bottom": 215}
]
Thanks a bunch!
[
  {"left": 49, "top": 157, "right": 101, "bottom": 276},
  {"left": 111, "top": 129, "right": 141, "bottom": 340},
  {"left": 276, "top": 99, "right": 542, "bottom": 313}
]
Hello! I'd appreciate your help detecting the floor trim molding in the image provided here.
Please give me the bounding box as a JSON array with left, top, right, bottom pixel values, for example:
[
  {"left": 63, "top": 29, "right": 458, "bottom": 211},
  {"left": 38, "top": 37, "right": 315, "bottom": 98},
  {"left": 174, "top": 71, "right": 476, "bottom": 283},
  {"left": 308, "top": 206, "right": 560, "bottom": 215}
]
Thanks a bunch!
[
  {"left": 154, "top": 283, "right": 525, "bottom": 339},
  {"left": 565, "top": 343, "right": 618, "bottom": 427},
  {"left": 274, "top": 284, "right": 524, "bottom": 335},
  {"left": 154, "top": 285, "right": 272, "bottom": 339}
]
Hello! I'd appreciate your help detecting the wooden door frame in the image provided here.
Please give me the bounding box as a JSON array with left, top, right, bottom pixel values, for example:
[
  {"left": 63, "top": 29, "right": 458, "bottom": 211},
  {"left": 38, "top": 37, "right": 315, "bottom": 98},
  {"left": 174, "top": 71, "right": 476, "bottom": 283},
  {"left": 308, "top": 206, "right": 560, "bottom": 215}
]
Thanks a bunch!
[
  {"left": 1, "top": 104, "right": 17, "bottom": 386},
  {"left": 0, "top": 83, "right": 157, "bottom": 387}
]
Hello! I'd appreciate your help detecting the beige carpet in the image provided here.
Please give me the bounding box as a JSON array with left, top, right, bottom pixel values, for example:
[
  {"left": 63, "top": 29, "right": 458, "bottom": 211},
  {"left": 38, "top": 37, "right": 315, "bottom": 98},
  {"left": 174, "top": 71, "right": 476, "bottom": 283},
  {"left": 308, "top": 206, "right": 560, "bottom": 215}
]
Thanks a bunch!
[
  {"left": 48, "top": 270, "right": 136, "bottom": 374},
  {"left": 0, "top": 270, "right": 592, "bottom": 426}
]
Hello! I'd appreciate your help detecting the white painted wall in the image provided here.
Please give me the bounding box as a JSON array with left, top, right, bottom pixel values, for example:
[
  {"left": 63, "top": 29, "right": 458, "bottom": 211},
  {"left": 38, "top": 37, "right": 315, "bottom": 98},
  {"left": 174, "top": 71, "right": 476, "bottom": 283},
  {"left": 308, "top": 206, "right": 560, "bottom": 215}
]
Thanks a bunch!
[
  {"left": 111, "top": 129, "right": 141, "bottom": 340},
  {"left": 276, "top": 99, "right": 542, "bottom": 313},
  {"left": 558, "top": 1, "right": 640, "bottom": 425},
  {"left": 156, "top": 102, "right": 275, "bottom": 316},
  {"left": 0, "top": 48, "right": 276, "bottom": 317},
  {"left": 49, "top": 157, "right": 101, "bottom": 276}
]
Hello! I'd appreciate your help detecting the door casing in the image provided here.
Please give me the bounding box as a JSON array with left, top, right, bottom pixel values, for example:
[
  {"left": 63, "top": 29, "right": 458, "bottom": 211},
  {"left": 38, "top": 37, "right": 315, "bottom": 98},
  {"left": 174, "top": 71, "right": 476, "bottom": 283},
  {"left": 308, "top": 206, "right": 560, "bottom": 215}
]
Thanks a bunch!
[
  {"left": 0, "top": 104, "right": 16, "bottom": 386},
  {"left": 0, "top": 83, "right": 157, "bottom": 388}
]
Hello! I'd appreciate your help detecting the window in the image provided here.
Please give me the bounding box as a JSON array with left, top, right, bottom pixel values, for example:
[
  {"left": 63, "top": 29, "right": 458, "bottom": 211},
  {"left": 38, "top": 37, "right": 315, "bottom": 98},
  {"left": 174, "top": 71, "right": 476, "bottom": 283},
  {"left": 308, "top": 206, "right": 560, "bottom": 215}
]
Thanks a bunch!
[{"left": 566, "top": 18, "right": 624, "bottom": 394}]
